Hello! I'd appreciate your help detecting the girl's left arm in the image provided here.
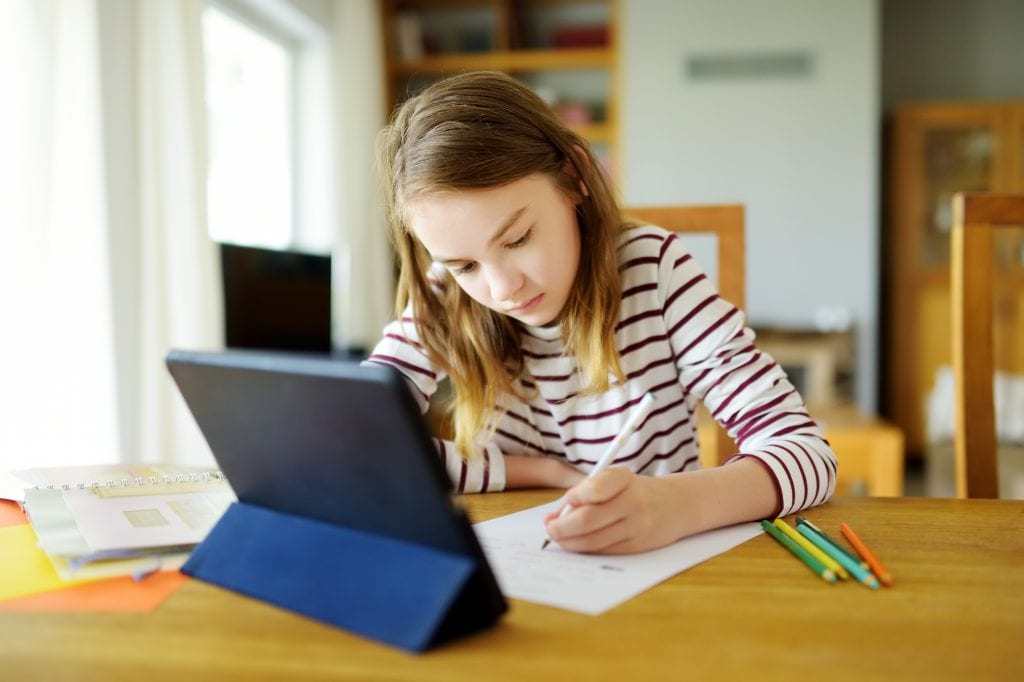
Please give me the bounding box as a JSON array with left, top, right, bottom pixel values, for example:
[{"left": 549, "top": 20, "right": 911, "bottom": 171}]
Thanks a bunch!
[
  {"left": 545, "top": 230, "right": 837, "bottom": 553},
  {"left": 504, "top": 455, "right": 585, "bottom": 489},
  {"left": 657, "top": 234, "right": 837, "bottom": 519}
]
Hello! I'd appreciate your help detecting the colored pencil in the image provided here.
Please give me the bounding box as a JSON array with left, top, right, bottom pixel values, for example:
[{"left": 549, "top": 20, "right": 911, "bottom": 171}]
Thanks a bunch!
[
  {"left": 796, "top": 516, "right": 869, "bottom": 570},
  {"left": 798, "top": 523, "right": 879, "bottom": 590},
  {"left": 840, "top": 522, "right": 894, "bottom": 588},
  {"left": 773, "top": 519, "right": 850, "bottom": 580},
  {"left": 760, "top": 520, "right": 836, "bottom": 584}
]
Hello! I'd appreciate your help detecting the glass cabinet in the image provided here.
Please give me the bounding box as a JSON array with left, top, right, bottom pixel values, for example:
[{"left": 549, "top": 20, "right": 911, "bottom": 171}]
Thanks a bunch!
[{"left": 884, "top": 103, "right": 1024, "bottom": 458}]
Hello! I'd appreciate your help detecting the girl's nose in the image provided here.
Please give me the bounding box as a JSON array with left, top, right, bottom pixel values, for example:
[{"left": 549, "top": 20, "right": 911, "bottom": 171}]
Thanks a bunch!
[{"left": 486, "top": 263, "right": 524, "bottom": 304}]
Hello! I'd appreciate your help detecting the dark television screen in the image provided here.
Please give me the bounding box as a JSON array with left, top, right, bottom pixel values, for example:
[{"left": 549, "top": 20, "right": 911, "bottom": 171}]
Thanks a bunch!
[{"left": 220, "top": 243, "right": 332, "bottom": 354}]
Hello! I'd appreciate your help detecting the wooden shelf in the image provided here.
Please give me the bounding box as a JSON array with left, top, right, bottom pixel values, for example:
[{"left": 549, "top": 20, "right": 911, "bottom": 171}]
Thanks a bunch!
[
  {"left": 379, "top": 0, "right": 620, "bottom": 178},
  {"left": 569, "top": 122, "right": 612, "bottom": 142},
  {"left": 389, "top": 48, "right": 613, "bottom": 74}
]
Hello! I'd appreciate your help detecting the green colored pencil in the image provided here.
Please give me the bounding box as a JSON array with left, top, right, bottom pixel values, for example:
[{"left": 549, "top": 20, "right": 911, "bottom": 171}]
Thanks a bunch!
[{"left": 760, "top": 520, "right": 837, "bottom": 584}]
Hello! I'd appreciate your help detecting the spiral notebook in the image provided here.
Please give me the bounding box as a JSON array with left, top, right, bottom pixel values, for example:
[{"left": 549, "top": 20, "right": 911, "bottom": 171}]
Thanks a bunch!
[
  {"left": 2, "top": 463, "right": 229, "bottom": 504},
  {"left": 10, "top": 463, "right": 235, "bottom": 560}
]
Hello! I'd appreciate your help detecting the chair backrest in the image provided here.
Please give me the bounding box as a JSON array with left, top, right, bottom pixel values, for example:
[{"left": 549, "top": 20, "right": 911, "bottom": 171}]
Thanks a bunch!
[
  {"left": 624, "top": 205, "right": 745, "bottom": 466},
  {"left": 951, "top": 192, "right": 1024, "bottom": 498}
]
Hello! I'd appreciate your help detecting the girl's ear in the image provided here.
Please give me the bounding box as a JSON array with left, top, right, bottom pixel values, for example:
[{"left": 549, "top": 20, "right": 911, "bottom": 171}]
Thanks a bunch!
[{"left": 562, "top": 144, "right": 591, "bottom": 198}]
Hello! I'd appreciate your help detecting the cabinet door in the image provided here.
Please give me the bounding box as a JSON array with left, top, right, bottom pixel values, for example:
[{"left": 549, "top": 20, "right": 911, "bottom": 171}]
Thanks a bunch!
[
  {"left": 994, "top": 106, "right": 1024, "bottom": 375},
  {"left": 887, "top": 105, "right": 1014, "bottom": 456},
  {"left": 1014, "top": 106, "right": 1024, "bottom": 190},
  {"left": 912, "top": 108, "right": 1005, "bottom": 268},
  {"left": 916, "top": 112, "right": 1003, "bottom": 448}
]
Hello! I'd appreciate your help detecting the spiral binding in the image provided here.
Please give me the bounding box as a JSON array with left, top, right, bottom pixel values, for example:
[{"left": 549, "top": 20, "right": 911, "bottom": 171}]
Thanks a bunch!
[{"left": 34, "top": 470, "right": 227, "bottom": 492}]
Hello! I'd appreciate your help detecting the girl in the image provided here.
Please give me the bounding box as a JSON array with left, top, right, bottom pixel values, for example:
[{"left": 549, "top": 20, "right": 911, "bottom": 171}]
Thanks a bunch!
[{"left": 369, "top": 71, "right": 836, "bottom": 555}]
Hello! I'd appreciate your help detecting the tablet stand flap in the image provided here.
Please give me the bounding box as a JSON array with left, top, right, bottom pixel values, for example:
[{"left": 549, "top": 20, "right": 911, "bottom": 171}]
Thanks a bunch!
[{"left": 182, "top": 502, "right": 485, "bottom": 652}]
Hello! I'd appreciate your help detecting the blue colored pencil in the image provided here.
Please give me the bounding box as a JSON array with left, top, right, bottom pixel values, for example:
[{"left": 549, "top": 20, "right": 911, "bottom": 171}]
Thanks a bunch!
[
  {"left": 797, "top": 523, "right": 879, "bottom": 590},
  {"left": 796, "top": 515, "right": 868, "bottom": 570}
]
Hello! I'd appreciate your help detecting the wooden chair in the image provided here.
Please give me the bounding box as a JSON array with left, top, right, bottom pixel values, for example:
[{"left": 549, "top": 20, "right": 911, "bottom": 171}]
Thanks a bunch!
[
  {"left": 951, "top": 192, "right": 1024, "bottom": 498},
  {"left": 624, "top": 205, "right": 745, "bottom": 466}
]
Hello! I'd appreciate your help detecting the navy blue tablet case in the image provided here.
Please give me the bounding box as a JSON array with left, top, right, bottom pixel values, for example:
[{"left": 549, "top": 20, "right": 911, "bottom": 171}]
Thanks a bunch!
[{"left": 166, "top": 350, "right": 507, "bottom": 651}]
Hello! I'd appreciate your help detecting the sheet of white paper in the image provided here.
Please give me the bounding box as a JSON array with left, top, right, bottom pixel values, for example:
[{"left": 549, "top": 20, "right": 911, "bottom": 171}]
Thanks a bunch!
[
  {"left": 0, "top": 470, "right": 29, "bottom": 503},
  {"left": 473, "top": 501, "right": 762, "bottom": 615}
]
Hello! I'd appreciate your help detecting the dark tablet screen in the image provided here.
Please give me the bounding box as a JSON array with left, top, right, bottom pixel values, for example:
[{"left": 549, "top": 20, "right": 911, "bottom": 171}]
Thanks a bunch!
[{"left": 166, "top": 349, "right": 485, "bottom": 559}]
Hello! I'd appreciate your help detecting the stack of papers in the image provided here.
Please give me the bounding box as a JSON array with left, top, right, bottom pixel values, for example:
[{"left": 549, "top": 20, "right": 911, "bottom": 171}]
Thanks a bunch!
[{"left": 3, "top": 463, "right": 235, "bottom": 581}]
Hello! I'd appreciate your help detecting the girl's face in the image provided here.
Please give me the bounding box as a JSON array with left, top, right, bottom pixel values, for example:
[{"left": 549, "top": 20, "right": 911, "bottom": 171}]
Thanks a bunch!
[{"left": 408, "top": 173, "right": 582, "bottom": 327}]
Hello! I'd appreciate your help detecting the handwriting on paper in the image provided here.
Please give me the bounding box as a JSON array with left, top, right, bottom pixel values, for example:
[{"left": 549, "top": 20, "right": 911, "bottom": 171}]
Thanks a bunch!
[{"left": 473, "top": 501, "right": 762, "bottom": 615}]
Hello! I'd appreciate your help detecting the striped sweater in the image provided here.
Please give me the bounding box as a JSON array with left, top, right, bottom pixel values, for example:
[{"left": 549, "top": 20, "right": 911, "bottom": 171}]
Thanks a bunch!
[{"left": 367, "top": 224, "right": 837, "bottom": 516}]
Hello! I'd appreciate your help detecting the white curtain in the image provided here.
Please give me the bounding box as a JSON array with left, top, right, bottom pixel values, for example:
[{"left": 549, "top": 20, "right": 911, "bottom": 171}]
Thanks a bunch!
[
  {"left": 135, "top": 0, "right": 223, "bottom": 466},
  {"left": 0, "top": 0, "right": 221, "bottom": 472},
  {"left": 0, "top": 0, "right": 120, "bottom": 470},
  {"left": 331, "top": 0, "right": 392, "bottom": 353}
]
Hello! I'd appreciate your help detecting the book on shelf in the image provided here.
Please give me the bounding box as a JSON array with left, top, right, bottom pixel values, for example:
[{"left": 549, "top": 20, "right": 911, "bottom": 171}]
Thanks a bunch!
[
  {"left": 3, "top": 462, "right": 235, "bottom": 580},
  {"left": 393, "top": 12, "right": 424, "bottom": 60}
]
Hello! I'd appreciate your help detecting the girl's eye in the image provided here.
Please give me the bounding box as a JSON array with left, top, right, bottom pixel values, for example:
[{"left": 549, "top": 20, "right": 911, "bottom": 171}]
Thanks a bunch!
[
  {"left": 506, "top": 228, "right": 533, "bottom": 249},
  {"left": 449, "top": 227, "right": 532, "bottom": 276}
]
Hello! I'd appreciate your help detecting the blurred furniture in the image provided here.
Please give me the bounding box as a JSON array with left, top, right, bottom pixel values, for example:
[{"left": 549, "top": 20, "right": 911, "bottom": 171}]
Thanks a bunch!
[
  {"left": 2, "top": 491, "right": 1023, "bottom": 679},
  {"left": 379, "top": 0, "right": 620, "bottom": 176},
  {"left": 698, "top": 403, "right": 904, "bottom": 497},
  {"left": 820, "top": 407, "right": 904, "bottom": 497},
  {"left": 752, "top": 327, "right": 855, "bottom": 408},
  {"left": 884, "top": 103, "right": 1024, "bottom": 460},
  {"left": 951, "top": 192, "right": 1024, "bottom": 498},
  {"left": 220, "top": 244, "right": 332, "bottom": 354},
  {"left": 626, "top": 204, "right": 745, "bottom": 466}
]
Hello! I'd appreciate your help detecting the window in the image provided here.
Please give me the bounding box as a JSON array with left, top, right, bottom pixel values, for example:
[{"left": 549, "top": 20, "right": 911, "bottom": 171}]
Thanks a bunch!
[{"left": 202, "top": 4, "right": 295, "bottom": 249}]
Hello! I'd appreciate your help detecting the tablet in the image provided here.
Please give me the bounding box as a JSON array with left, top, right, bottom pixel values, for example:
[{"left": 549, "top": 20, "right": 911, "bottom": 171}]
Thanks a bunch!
[{"left": 165, "top": 349, "right": 506, "bottom": 616}]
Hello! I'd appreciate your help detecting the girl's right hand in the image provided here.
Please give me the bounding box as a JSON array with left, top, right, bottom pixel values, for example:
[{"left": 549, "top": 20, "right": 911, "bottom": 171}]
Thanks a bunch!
[{"left": 503, "top": 455, "right": 584, "bottom": 489}]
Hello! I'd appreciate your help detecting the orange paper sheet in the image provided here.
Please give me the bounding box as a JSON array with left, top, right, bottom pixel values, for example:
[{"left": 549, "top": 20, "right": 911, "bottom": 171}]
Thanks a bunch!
[
  {"left": 0, "top": 499, "right": 26, "bottom": 527},
  {"left": 0, "top": 569, "right": 188, "bottom": 612}
]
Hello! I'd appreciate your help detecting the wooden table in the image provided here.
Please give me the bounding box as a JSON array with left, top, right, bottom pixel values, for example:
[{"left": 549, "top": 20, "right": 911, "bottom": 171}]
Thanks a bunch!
[{"left": 2, "top": 493, "right": 1022, "bottom": 680}]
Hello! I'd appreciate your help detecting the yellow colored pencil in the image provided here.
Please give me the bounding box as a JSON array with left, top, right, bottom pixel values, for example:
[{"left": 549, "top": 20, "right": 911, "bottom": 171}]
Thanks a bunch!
[
  {"left": 761, "top": 520, "right": 837, "bottom": 584},
  {"left": 773, "top": 519, "right": 850, "bottom": 580}
]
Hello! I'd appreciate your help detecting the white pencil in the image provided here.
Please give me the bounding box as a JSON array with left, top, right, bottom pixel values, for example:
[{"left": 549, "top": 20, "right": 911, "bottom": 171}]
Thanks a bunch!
[{"left": 541, "top": 391, "right": 658, "bottom": 550}]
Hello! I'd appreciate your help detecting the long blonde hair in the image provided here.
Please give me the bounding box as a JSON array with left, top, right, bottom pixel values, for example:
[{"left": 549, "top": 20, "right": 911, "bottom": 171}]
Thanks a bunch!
[{"left": 376, "top": 71, "right": 625, "bottom": 458}]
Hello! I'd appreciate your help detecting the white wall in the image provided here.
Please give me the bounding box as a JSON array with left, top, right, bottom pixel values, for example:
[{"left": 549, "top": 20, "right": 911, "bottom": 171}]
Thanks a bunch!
[{"left": 621, "top": 0, "right": 879, "bottom": 411}]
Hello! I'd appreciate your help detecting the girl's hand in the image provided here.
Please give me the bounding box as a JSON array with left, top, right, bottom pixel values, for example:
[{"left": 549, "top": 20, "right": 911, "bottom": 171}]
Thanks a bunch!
[
  {"left": 504, "top": 455, "right": 585, "bottom": 489},
  {"left": 542, "top": 458, "right": 780, "bottom": 555},
  {"left": 542, "top": 468, "right": 687, "bottom": 554}
]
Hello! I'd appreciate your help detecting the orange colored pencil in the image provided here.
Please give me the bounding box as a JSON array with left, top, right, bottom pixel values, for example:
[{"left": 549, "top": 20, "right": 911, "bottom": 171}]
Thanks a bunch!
[{"left": 839, "top": 522, "right": 894, "bottom": 587}]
